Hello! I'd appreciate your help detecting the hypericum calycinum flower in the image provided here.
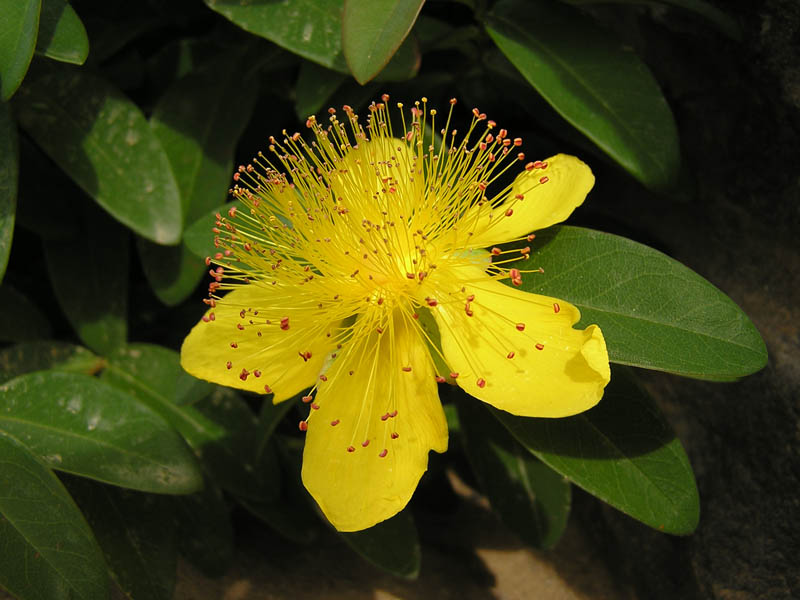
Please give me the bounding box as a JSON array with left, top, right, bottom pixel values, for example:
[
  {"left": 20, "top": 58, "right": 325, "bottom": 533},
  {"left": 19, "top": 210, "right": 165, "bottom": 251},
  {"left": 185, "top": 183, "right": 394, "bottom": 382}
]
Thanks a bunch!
[{"left": 181, "top": 96, "right": 610, "bottom": 531}]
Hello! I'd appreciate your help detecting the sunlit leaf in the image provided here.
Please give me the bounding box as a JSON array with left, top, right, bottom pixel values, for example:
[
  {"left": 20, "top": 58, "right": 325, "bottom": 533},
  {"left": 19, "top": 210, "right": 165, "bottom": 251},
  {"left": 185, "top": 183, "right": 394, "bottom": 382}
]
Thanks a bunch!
[
  {"left": 0, "top": 371, "right": 204, "bottom": 494},
  {"left": 0, "top": 101, "right": 17, "bottom": 282},
  {"left": 0, "top": 430, "right": 109, "bottom": 600},
  {"left": 0, "top": 0, "right": 41, "bottom": 100},
  {"left": 485, "top": 0, "right": 680, "bottom": 190},
  {"left": 342, "top": 0, "right": 424, "bottom": 83},
  {"left": 36, "top": 0, "right": 90, "bottom": 65},
  {"left": 492, "top": 366, "right": 699, "bottom": 535},
  {"left": 507, "top": 226, "right": 767, "bottom": 380},
  {"left": 14, "top": 61, "right": 182, "bottom": 244}
]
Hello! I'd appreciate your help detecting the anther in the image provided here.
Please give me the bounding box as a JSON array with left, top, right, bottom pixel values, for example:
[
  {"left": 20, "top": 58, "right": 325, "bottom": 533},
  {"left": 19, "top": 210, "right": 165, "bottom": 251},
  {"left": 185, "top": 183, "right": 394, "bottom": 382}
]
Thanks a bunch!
[
  {"left": 539, "top": 176, "right": 549, "bottom": 184},
  {"left": 391, "top": 432, "right": 399, "bottom": 439},
  {"left": 505, "top": 208, "right": 514, "bottom": 217},
  {"left": 491, "top": 247, "right": 501, "bottom": 255},
  {"left": 311, "top": 403, "right": 319, "bottom": 410},
  {"left": 516, "top": 323, "right": 526, "bottom": 331},
  {"left": 527, "top": 234, "right": 536, "bottom": 241},
  {"left": 477, "top": 378, "right": 486, "bottom": 388},
  {"left": 379, "top": 449, "right": 388, "bottom": 458},
  {"left": 507, "top": 351, "right": 515, "bottom": 359},
  {"left": 230, "top": 342, "right": 238, "bottom": 348},
  {"left": 319, "top": 374, "right": 328, "bottom": 381},
  {"left": 402, "top": 366, "right": 412, "bottom": 372},
  {"left": 302, "top": 395, "right": 313, "bottom": 403},
  {"left": 450, "top": 372, "right": 459, "bottom": 379},
  {"left": 298, "top": 421, "right": 308, "bottom": 432},
  {"left": 264, "top": 385, "right": 272, "bottom": 394},
  {"left": 435, "top": 375, "right": 446, "bottom": 383},
  {"left": 226, "top": 361, "right": 232, "bottom": 369},
  {"left": 553, "top": 302, "right": 561, "bottom": 313},
  {"left": 535, "top": 343, "right": 545, "bottom": 350},
  {"left": 362, "top": 440, "right": 370, "bottom": 447}
]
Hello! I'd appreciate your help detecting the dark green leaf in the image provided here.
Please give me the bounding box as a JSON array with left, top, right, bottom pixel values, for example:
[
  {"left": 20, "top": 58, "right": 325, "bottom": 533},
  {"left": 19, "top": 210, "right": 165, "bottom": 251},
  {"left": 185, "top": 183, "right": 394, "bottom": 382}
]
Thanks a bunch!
[
  {"left": 65, "top": 477, "right": 177, "bottom": 600},
  {"left": 295, "top": 60, "right": 347, "bottom": 119},
  {"left": 0, "top": 284, "right": 50, "bottom": 343},
  {"left": 339, "top": 508, "right": 420, "bottom": 579},
  {"left": 0, "top": 371, "right": 204, "bottom": 494},
  {"left": 0, "top": 341, "right": 103, "bottom": 385},
  {"left": 43, "top": 204, "right": 128, "bottom": 355},
  {"left": 205, "top": 0, "right": 347, "bottom": 71},
  {"left": 492, "top": 366, "right": 699, "bottom": 534},
  {"left": 457, "top": 396, "right": 571, "bottom": 549},
  {"left": 14, "top": 62, "right": 182, "bottom": 243},
  {"left": 509, "top": 226, "right": 767, "bottom": 380},
  {"left": 562, "top": 0, "right": 741, "bottom": 40},
  {"left": 0, "top": 101, "right": 17, "bottom": 282},
  {"left": 0, "top": 0, "right": 41, "bottom": 100},
  {"left": 0, "top": 430, "right": 109, "bottom": 600},
  {"left": 141, "top": 48, "right": 259, "bottom": 305},
  {"left": 101, "top": 344, "right": 266, "bottom": 499},
  {"left": 342, "top": 0, "right": 424, "bottom": 83},
  {"left": 36, "top": 0, "right": 90, "bottom": 65},
  {"left": 485, "top": 0, "right": 681, "bottom": 190},
  {"left": 173, "top": 480, "right": 234, "bottom": 577}
]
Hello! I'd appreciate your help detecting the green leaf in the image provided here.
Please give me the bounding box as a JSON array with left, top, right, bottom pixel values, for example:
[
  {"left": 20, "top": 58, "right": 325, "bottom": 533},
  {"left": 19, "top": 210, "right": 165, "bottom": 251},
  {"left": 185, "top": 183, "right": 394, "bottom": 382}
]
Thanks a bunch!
[
  {"left": 339, "top": 508, "right": 421, "bottom": 578},
  {"left": 484, "top": 0, "right": 681, "bottom": 190},
  {"left": 0, "top": 341, "right": 103, "bottom": 385},
  {"left": 342, "top": 0, "right": 424, "bottom": 83},
  {"left": 0, "top": 101, "right": 17, "bottom": 282},
  {"left": 492, "top": 366, "right": 699, "bottom": 535},
  {"left": 65, "top": 478, "right": 177, "bottom": 600},
  {"left": 0, "top": 430, "right": 109, "bottom": 600},
  {"left": 0, "top": 371, "right": 204, "bottom": 494},
  {"left": 43, "top": 204, "right": 128, "bottom": 355},
  {"left": 172, "top": 480, "right": 234, "bottom": 577},
  {"left": 101, "top": 344, "right": 266, "bottom": 499},
  {"left": 36, "top": 0, "right": 90, "bottom": 65},
  {"left": 295, "top": 60, "right": 347, "bottom": 119},
  {"left": 0, "top": 284, "right": 50, "bottom": 343},
  {"left": 141, "top": 49, "right": 259, "bottom": 305},
  {"left": 183, "top": 200, "right": 241, "bottom": 260},
  {"left": 205, "top": 0, "right": 347, "bottom": 71},
  {"left": 0, "top": 0, "right": 41, "bottom": 100},
  {"left": 509, "top": 226, "right": 767, "bottom": 380},
  {"left": 562, "top": 0, "right": 741, "bottom": 41},
  {"left": 457, "top": 396, "right": 571, "bottom": 549},
  {"left": 13, "top": 62, "right": 182, "bottom": 244}
]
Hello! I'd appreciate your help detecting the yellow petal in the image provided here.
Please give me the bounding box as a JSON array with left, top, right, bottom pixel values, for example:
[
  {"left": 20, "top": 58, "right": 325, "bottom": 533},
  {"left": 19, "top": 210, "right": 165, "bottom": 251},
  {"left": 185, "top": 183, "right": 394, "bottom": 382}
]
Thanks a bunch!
[
  {"left": 462, "top": 154, "right": 595, "bottom": 248},
  {"left": 180, "top": 284, "right": 338, "bottom": 402},
  {"left": 301, "top": 313, "right": 448, "bottom": 531},
  {"left": 431, "top": 266, "right": 610, "bottom": 418}
]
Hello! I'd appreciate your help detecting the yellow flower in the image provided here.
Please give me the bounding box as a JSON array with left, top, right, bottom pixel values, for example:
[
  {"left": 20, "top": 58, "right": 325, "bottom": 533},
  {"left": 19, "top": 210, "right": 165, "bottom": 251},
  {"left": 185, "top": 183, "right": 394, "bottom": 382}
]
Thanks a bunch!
[{"left": 181, "top": 97, "right": 610, "bottom": 532}]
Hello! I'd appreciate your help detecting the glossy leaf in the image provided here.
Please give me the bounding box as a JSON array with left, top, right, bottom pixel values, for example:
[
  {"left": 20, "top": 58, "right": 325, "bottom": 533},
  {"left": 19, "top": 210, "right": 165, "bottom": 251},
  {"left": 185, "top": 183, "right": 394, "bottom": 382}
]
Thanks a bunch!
[
  {"left": 0, "top": 0, "right": 40, "bottom": 100},
  {"left": 342, "top": 0, "right": 424, "bottom": 83},
  {"left": 339, "top": 508, "right": 421, "bottom": 579},
  {"left": 563, "top": 0, "right": 741, "bottom": 40},
  {"left": 65, "top": 478, "right": 177, "bottom": 600},
  {"left": 457, "top": 396, "right": 571, "bottom": 549},
  {"left": 507, "top": 226, "right": 767, "bottom": 380},
  {"left": 43, "top": 205, "right": 128, "bottom": 355},
  {"left": 0, "top": 430, "right": 109, "bottom": 600},
  {"left": 0, "top": 284, "right": 50, "bottom": 343},
  {"left": 101, "top": 344, "right": 266, "bottom": 499},
  {"left": 173, "top": 480, "right": 234, "bottom": 577},
  {"left": 492, "top": 366, "right": 699, "bottom": 535},
  {"left": 142, "top": 49, "right": 259, "bottom": 305},
  {"left": 36, "top": 0, "right": 90, "bottom": 65},
  {"left": 295, "top": 60, "right": 347, "bottom": 119},
  {"left": 0, "top": 371, "right": 204, "bottom": 494},
  {"left": 0, "top": 101, "right": 17, "bottom": 282},
  {"left": 14, "top": 62, "right": 182, "bottom": 244},
  {"left": 485, "top": 0, "right": 681, "bottom": 190},
  {"left": 205, "top": 0, "right": 347, "bottom": 71},
  {"left": 0, "top": 341, "right": 103, "bottom": 385}
]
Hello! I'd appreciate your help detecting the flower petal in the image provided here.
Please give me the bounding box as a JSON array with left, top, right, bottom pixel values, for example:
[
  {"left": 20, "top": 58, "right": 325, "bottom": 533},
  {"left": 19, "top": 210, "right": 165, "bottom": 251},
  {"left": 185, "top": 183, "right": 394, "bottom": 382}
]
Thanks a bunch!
[
  {"left": 301, "top": 313, "right": 448, "bottom": 532},
  {"left": 431, "top": 265, "right": 610, "bottom": 417},
  {"left": 462, "top": 154, "right": 594, "bottom": 248},
  {"left": 180, "top": 284, "right": 338, "bottom": 402}
]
